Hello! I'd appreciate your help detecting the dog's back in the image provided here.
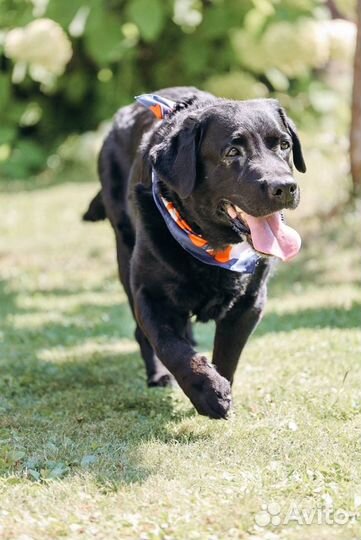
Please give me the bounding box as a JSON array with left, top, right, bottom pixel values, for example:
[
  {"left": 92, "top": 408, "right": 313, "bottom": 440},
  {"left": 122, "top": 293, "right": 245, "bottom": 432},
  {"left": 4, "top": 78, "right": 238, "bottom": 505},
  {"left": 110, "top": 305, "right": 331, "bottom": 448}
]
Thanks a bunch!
[{"left": 83, "top": 86, "right": 211, "bottom": 225}]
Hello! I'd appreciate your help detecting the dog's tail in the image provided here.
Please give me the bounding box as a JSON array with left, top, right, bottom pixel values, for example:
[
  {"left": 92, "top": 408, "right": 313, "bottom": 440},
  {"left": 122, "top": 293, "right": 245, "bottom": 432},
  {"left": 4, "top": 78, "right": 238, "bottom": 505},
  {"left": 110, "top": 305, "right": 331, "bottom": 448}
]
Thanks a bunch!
[{"left": 82, "top": 190, "right": 106, "bottom": 222}]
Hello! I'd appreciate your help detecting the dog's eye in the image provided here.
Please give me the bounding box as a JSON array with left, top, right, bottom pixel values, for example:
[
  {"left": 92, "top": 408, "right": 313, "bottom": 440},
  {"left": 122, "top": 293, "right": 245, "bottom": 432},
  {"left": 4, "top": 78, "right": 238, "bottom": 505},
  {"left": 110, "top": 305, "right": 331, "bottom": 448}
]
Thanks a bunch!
[
  {"left": 280, "top": 140, "right": 290, "bottom": 150},
  {"left": 225, "top": 147, "right": 241, "bottom": 157}
]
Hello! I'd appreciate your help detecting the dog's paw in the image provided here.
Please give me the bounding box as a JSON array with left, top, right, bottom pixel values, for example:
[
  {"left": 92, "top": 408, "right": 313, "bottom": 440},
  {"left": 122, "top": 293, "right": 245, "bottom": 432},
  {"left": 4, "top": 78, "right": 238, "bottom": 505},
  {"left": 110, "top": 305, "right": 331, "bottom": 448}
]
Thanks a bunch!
[
  {"left": 182, "top": 355, "right": 232, "bottom": 419},
  {"left": 147, "top": 372, "right": 175, "bottom": 388}
]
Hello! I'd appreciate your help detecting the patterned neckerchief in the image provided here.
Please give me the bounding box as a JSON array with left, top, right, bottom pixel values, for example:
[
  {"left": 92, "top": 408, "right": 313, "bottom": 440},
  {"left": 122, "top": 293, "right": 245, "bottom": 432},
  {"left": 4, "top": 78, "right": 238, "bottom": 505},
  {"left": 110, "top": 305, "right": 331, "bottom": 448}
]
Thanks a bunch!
[{"left": 135, "top": 93, "right": 263, "bottom": 274}]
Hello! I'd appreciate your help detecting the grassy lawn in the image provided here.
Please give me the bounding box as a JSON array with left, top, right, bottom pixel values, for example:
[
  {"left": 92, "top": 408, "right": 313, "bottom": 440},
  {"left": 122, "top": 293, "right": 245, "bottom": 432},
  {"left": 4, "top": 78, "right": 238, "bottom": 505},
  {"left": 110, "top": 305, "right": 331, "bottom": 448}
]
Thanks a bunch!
[{"left": 0, "top": 168, "right": 360, "bottom": 540}]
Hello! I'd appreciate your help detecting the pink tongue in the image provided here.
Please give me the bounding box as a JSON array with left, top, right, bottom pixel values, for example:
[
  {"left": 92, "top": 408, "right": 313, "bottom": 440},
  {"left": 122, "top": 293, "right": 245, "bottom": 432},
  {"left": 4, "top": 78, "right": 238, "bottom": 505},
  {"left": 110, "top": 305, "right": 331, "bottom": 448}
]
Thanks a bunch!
[{"left": 244, "top": 212, "right": 301, "bottom": 261}]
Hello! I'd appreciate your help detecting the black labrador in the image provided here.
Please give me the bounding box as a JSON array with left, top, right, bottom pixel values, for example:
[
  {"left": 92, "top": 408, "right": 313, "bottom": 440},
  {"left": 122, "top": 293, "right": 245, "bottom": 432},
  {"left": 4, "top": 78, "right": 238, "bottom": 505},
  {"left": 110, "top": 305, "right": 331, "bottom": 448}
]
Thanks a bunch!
[{"left": 83, "top": 86, "right": 306, "bottom": 419}]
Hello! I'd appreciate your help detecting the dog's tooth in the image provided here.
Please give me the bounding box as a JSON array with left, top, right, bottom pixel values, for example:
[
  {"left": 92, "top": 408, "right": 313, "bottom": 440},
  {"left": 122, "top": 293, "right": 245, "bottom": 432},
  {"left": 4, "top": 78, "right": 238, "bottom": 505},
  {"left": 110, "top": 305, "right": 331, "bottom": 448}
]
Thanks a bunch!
[
  {"left": 235, "top": 205, "right": 243, "bottom": 214},
  {"left": 227, "top": 205, "right": 238, "bottom": 220}
]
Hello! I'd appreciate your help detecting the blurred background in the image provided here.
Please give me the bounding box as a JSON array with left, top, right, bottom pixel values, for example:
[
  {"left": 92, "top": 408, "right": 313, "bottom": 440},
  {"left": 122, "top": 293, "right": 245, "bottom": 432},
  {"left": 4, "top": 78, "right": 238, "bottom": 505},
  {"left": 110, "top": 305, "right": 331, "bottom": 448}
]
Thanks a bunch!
[{"left": 0, "top": 0, "right": 360, "bottom": 219}]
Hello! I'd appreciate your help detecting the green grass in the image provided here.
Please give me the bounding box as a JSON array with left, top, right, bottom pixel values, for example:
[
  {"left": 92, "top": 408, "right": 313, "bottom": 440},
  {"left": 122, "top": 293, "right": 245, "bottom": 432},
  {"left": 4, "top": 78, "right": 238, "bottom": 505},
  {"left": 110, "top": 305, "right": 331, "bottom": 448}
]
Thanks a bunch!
[{"left": 0, "top": 170, "right": 361, "bottom": 539}]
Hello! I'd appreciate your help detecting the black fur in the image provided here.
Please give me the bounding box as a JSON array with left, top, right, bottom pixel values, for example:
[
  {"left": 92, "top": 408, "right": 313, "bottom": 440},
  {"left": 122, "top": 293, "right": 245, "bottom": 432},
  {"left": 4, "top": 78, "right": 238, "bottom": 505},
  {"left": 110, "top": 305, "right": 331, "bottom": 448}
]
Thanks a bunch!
[
  {"left": 82, "top": 190, "right": 106, "bottom": 221},
  {"left": 84, "top": 86, "right": 306, "bottom": 418}
]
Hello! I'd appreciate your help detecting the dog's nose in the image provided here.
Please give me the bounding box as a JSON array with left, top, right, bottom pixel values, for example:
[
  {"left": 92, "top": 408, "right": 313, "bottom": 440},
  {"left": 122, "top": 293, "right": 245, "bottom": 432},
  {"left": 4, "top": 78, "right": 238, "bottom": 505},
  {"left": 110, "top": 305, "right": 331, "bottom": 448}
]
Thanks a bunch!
[{"left": 268, "top": 179, "right": 298, "bottom": 205}]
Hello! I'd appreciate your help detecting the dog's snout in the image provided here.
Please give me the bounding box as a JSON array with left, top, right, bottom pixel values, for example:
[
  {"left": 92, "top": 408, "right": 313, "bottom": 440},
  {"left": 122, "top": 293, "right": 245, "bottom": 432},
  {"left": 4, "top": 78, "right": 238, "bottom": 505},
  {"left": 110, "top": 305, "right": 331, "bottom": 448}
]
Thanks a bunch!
[{"left": 268, "top": 179, "right": 298, "bottom": 205}]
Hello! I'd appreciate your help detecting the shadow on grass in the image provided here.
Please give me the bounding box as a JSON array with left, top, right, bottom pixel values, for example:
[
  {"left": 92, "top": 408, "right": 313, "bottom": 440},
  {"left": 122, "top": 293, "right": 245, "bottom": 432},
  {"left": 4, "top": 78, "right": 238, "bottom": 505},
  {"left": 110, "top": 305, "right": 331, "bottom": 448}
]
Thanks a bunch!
[
  {"left": 0, "top": 265, "right": 359, "bottom": 487},
  {"left": 0, "top": 278, "right": 207, "bottom": 488},
  {"left": 6, "top": 302, "right": 137, "bottom": 348}
]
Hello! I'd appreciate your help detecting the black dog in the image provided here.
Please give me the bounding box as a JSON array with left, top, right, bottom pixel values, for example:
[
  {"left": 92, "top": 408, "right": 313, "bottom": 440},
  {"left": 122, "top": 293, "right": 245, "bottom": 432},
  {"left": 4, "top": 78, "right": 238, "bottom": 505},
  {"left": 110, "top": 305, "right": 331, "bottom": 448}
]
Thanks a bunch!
[{"left": 84, "top": 86, "right": 306, "bottom": 419}]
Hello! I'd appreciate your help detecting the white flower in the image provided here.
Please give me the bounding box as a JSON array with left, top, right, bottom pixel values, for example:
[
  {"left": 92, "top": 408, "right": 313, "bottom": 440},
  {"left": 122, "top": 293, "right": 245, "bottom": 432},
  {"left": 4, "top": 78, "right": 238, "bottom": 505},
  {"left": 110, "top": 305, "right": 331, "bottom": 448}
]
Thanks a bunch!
[
  {"left": 4, "top": 28, "right": 25, "bottom": 58},
  {"left": 30, "top": 0, "right": 49, "bottom": 17},
  {"left": 322, "top": 19, "right": 356, "bottom": 63},
  {"left": 232, "top": 19, "right": 330, "bottom": 78},
  {"left": 173, "top": 0, "right": 202, "bottom": 30},
  {"left": 262, "top": 19, "right": 329, "bottom": 77},
  {"left": 4, "top": 18, "right": 72, "bottom": 83}
]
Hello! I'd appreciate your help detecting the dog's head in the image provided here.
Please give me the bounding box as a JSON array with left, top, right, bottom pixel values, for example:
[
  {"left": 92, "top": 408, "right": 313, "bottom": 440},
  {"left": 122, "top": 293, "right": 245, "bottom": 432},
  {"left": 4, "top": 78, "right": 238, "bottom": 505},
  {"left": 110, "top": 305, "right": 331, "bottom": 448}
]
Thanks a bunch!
[{"left": 149, "top": 98, "right": 306, "bottom": 260}]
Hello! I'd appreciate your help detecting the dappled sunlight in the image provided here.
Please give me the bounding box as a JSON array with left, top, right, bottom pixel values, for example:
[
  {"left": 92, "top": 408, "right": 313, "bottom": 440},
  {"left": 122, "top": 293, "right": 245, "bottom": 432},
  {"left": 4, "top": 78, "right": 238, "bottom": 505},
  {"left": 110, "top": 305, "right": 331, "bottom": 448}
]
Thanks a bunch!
[
  {"left": 9, "top": 310, "right": 69, "bottom": 330},
  {"left": 267, "top": 284, "right": 361, "bottom": 315},
  {"left": 38, "top": 338, "right": 139, "bottom": 362},
  {"left": 16, "top": 289, "right": 126, "bottom": 312},
  {"left": 238, "top": 327, "right": 361, "bottom": 412}
]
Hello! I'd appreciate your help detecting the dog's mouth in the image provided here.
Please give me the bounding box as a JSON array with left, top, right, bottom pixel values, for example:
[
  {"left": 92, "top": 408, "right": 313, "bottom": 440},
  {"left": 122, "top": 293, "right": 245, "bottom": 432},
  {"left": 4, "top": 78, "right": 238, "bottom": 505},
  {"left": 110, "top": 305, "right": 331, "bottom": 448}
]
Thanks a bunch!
[{"left": 220, "top": 201, "right": 301, "bottom": 261}]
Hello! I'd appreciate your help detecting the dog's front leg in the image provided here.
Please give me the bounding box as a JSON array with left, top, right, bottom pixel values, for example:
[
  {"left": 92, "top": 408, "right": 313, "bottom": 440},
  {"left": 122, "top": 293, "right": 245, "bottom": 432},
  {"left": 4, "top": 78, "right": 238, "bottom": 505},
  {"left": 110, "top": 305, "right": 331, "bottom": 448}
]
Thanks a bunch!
[
  {"left": 134, "top": 287, "right": 232, "bottom": 419},
  {"left": 212, "top": 288, "right": 266, "bottom": 384}
]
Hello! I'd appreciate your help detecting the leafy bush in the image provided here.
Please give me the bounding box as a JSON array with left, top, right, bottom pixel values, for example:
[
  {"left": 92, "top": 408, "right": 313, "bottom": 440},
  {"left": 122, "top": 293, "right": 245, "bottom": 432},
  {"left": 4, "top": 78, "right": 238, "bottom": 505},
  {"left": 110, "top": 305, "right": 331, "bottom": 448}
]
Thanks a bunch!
[{"left": 0, "top": 0, "right": 356, "bottom": 178}]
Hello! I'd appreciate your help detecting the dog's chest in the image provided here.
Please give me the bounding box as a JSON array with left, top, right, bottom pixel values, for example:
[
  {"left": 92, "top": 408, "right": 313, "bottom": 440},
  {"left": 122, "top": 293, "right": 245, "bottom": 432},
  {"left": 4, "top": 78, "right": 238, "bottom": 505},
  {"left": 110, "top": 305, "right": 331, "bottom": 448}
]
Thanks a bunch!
[{"left": 171, "top": 264, "right": 253, "bottom": 322}]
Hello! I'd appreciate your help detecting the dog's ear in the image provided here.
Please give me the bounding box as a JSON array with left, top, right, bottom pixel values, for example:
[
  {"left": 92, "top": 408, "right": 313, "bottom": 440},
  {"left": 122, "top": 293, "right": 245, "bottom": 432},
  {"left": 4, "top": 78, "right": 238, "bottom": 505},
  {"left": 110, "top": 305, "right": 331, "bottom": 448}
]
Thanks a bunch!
[
  {"left": 285, "top": 116, "right": 307, "bottom": 173},
  {"left": 150, "top": 117, "right": 200, "bottom": 199},
  {"left": 276, "top": 105, "right": 306, "bottom": 173}
]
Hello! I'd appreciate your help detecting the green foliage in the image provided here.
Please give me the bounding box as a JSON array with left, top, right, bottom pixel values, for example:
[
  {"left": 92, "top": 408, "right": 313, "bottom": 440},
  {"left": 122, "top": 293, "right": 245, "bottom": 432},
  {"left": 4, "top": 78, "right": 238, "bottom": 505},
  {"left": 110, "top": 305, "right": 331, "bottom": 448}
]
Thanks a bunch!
[
  {"left": 0, "top": 0, "right": 354, "bottom": 178},
  {"left": 127, "top": 0, "right": 166, "bottom": 42}
]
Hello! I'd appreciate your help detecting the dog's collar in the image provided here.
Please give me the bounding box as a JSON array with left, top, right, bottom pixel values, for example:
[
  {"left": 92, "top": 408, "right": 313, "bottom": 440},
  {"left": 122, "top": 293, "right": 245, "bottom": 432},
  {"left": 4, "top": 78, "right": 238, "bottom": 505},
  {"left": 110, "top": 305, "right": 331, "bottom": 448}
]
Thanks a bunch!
[
  {"left": 152, "top": 171, "right": 262, "bottom": 273},
  {"left": 136, "top": 93, "right": 263, "bottom": 274},
  {"left": 135, "top": 93, "right": 176, "bottom": 119}
]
